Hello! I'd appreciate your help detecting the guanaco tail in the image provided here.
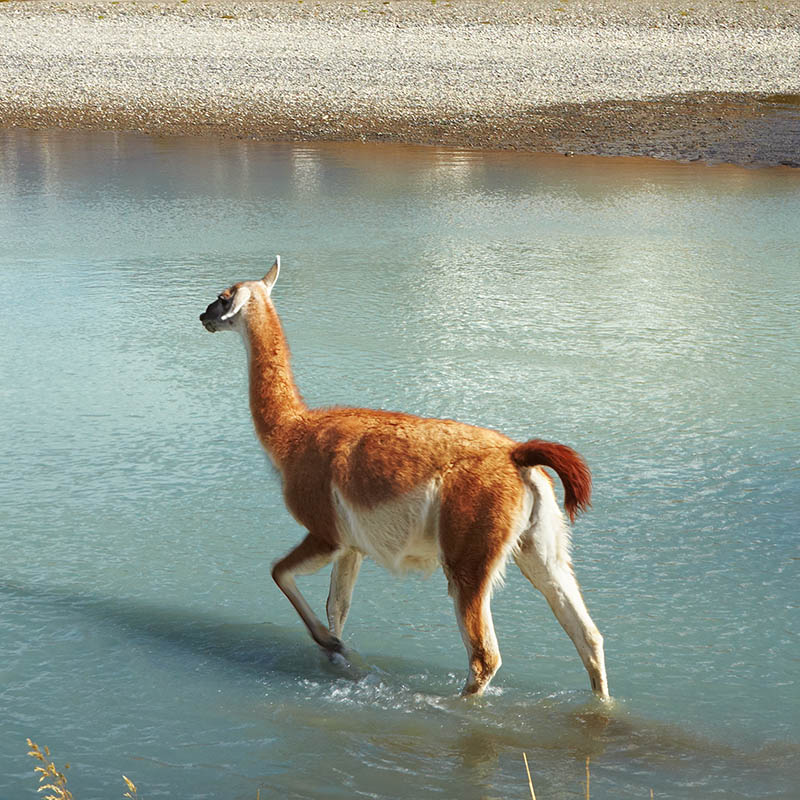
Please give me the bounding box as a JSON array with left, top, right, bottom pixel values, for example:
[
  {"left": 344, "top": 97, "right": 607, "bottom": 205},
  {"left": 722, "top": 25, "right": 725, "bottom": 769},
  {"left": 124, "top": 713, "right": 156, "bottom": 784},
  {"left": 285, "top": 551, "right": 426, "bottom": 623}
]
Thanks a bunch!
[{"left": 199, "top": 257, "right": 609, "bottom": 698}]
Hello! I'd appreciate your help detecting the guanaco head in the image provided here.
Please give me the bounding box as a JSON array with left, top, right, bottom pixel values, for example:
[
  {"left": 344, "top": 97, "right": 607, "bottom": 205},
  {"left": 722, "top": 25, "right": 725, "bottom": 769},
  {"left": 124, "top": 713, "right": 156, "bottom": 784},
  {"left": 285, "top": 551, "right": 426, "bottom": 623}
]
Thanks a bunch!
[{"left": 200, "top": 256, "right": 280, "bottom": 333}]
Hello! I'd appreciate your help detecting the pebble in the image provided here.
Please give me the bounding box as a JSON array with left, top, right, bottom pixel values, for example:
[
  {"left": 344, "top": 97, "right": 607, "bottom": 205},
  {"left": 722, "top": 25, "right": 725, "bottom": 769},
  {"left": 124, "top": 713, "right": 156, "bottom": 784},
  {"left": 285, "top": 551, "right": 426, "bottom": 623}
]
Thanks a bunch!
[{"left": 0, "top": 0, "right": 798, "bottom": 164}]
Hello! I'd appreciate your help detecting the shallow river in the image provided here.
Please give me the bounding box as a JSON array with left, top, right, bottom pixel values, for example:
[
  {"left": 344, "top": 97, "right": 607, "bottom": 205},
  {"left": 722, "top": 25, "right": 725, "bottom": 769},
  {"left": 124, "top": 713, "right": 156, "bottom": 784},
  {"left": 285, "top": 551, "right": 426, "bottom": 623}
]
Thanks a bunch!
[{"left": 1, "top": 130, "right": 798, "bottom": 799}]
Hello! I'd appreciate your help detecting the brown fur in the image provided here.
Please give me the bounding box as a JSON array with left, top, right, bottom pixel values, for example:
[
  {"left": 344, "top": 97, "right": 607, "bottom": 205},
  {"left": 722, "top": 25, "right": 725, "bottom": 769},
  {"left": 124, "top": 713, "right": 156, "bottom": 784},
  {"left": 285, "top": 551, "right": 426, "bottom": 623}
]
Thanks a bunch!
[
  {"left": 511, "top": 439, "right": 592, "bottom": 522},
  {"left": 200, "top": 271, "right": 608, "bottom": 697}
]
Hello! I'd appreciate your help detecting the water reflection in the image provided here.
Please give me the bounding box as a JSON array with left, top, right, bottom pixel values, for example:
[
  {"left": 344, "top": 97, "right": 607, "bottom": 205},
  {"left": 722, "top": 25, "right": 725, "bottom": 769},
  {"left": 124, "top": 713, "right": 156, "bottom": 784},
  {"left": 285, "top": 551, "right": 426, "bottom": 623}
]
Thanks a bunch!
[{"left": 5, "top": 127, "right": 797, "bottom": 203}]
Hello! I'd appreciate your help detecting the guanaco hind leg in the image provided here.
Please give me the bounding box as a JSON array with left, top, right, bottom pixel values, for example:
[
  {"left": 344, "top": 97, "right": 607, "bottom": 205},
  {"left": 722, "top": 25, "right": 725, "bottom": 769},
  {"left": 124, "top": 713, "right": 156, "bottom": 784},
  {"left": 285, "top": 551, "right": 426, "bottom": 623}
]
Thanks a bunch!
[
  {"left": 271, "top": 534, "right": 343, "bottom": 653},
  {"left": 450, "top": 578, "right": 502, "bottom": 696},
  {"left": 514, "top": 533, "right": 609, "bottom": 698},
  {"left": 326, "top": 549, "right": 363, "bottom": 638},
  {"left": 440, "top": 462, "right": 523, "bottom": 696}
]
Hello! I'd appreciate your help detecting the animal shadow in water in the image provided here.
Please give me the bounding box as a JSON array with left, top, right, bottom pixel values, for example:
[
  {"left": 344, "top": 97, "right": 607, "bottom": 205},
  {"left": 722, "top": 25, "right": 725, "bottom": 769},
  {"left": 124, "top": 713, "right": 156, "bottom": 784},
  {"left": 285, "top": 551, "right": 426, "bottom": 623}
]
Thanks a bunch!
[{"left": 0, "top": 580, "right": 371, "bottom": 684}]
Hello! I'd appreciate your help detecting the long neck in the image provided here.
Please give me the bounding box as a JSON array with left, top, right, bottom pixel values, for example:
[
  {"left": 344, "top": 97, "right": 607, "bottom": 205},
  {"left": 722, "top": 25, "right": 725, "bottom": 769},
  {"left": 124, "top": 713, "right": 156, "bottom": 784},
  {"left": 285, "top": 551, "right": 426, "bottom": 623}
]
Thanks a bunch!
[{"left": 242, "top": 292, "right": 306, "bottom": 464}]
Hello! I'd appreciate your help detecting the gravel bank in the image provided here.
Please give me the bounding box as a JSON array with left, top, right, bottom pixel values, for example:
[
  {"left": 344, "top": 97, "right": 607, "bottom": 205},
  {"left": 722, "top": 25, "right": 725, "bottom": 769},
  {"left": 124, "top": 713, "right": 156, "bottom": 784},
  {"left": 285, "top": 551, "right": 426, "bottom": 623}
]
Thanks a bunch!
[{"left": 1, "top": 0, "right": 799, "bottom": 165}]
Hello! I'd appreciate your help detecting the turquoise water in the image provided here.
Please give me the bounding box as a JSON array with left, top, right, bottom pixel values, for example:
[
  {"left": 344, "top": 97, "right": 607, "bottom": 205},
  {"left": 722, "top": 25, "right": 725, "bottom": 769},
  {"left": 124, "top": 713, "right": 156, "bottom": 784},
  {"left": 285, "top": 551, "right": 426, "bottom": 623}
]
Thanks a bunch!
[{"left": 1, "top": 129, "right": 798, "bottom": 799}]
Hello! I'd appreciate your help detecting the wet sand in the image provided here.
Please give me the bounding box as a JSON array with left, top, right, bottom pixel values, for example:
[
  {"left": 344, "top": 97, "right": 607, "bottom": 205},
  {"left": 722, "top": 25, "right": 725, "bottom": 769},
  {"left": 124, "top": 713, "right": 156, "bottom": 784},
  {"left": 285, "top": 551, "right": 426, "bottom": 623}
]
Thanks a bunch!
[{"left": 1, "top": 0, "right": 799, "bottom": 166}]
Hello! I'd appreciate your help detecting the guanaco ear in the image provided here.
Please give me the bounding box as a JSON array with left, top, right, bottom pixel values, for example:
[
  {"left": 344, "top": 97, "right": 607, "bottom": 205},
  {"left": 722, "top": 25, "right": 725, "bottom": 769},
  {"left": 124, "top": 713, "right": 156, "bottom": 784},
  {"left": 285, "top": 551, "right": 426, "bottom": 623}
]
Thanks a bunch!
[
  {"left": 220, "top": 286, "right": 251, "bottom": 321},
  {"left": 262, "top": 256, "right": 280, "bottom": 295}
]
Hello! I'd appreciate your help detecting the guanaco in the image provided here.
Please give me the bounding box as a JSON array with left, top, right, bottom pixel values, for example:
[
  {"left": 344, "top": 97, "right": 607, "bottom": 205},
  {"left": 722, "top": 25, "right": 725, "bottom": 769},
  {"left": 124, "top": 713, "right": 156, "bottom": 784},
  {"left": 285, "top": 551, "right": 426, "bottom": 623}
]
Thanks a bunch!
[{"left": 200, "top": 257, "right": 609, "bottom": 698}]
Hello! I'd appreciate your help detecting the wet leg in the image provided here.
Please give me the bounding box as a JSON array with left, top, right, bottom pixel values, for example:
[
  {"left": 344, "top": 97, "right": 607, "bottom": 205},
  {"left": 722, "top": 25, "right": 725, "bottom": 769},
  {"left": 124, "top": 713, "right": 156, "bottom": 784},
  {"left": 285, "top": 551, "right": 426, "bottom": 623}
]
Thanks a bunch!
[
  {"left": 271, "top": 533, "right": 342, "bottom": 653},
  {"left": 515, "top": 535, "right": 609, "bottom": 697},
  {"left": 326, "top": 549, "right": 363, "bottom": 638},
  {"left": 451, "top": 579, "right": 502, "bottom": 696}
]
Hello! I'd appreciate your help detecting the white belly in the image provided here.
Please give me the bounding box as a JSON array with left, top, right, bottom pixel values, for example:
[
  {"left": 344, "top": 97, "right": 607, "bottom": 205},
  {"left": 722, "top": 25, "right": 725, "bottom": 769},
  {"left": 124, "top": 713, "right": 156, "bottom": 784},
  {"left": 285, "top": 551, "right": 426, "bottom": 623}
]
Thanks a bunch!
[{"left": 331, "top": 479, "right": 442, "bottom": 574}]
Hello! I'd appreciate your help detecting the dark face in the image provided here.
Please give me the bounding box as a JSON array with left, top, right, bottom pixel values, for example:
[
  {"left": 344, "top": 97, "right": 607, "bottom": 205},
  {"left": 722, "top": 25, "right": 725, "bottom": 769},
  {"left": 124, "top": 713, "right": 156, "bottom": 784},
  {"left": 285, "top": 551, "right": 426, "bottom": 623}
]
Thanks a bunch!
[
  {"left": 200, "top": 287, "right": 240, "bottom": 332},
  {"left": 199, "top": 296, "right": 230, "bottom": 332}
]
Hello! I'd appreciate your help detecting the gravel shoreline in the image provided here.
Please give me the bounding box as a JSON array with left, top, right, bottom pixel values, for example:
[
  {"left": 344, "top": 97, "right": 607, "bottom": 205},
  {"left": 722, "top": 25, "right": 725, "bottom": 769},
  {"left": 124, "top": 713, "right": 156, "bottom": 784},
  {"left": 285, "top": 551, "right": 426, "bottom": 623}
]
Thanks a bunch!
[{"left": 1, "top": 0, "right": 799, "bottom": 165}]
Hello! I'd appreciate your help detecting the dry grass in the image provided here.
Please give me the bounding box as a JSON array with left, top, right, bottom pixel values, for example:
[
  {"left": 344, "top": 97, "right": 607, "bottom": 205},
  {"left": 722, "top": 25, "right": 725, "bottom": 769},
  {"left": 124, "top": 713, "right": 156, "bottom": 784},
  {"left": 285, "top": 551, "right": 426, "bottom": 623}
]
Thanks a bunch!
[
  {"left": 27, "top": 739, "right": 658, "bottom": 799},
  {"left": 523, "top": 752, "right": 656, "bottom": 799},
  {"left": 27, "top": 739, "right": 137, "bottom": 799},
  {"left": 522, "top": 752, "right": 537, "bottom": 799},
  {"left": 26, "top": 739, "right": 73, "bottom": 800},
  {"left": 586, "top": 756, "right": 591, "bottom": 800},
  {"left": 123, "top": 774, "right": 139, "bottom": 798}
]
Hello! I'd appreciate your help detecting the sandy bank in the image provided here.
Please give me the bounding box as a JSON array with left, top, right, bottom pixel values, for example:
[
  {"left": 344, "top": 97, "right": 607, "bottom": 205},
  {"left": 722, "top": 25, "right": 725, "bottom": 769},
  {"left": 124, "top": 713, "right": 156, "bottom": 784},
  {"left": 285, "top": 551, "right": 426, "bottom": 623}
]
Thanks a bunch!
[{"left": 1, "top": 0, "right": 799, "bottom": 165}]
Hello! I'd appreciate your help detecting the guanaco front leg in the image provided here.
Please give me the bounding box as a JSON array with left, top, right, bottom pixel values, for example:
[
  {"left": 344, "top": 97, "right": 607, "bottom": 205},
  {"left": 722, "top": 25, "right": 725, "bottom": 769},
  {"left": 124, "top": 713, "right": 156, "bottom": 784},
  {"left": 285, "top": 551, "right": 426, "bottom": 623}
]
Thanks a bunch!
[
  {"left": 326, "top": 549, "right": 363, "bottom": 639},
  {"left": 271, "top": 533, "right": 343, "bottom": 653}
]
